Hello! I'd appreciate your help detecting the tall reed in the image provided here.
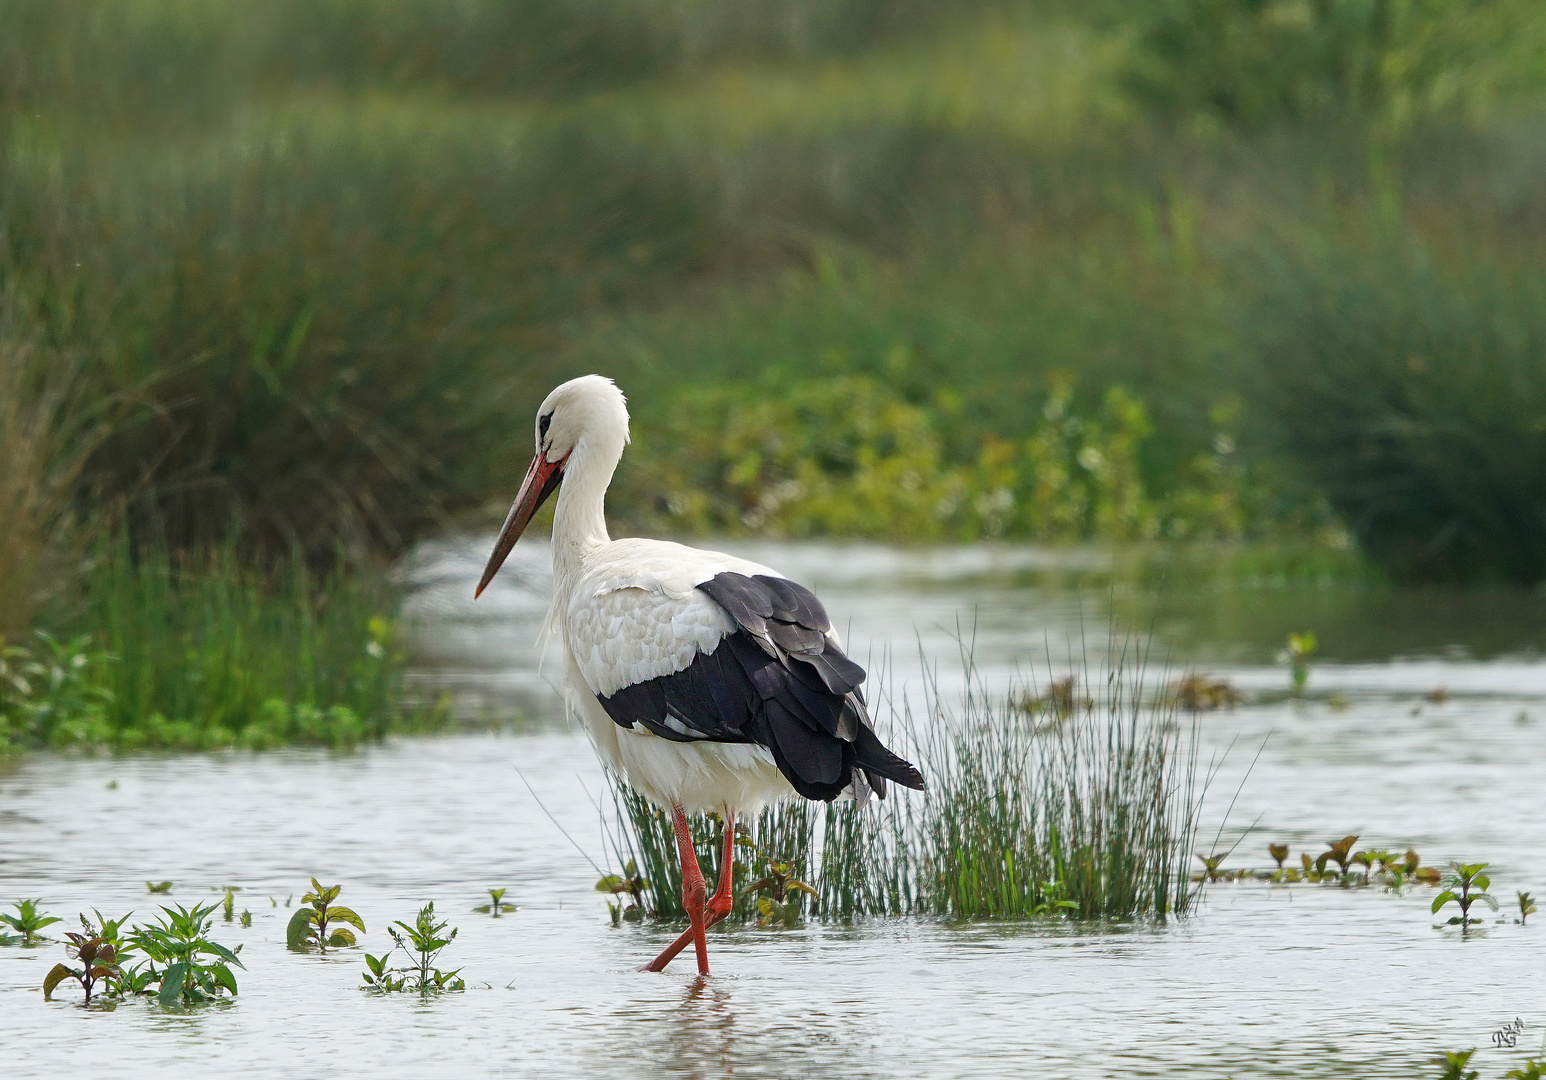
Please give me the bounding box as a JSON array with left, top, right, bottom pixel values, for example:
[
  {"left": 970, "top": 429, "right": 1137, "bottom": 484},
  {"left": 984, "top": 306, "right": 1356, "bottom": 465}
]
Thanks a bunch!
[{"left": 608, "top": 642, "right": 1200, "bottom": 922}]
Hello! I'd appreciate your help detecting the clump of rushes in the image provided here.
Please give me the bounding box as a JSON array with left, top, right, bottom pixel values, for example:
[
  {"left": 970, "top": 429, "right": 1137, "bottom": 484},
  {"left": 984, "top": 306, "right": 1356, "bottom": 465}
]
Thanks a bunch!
[
  {"left": 1281, "top": 632, "right": 1317, "bottom": 694},
  {"left": 127, "top": 902, "right": 243, "bottom": 1005},
  {"left": 596, "top": 860, "right": 650, "bottom": 925},
  {"left": 43, "top": 931, "right": 119, "bottom": 1002},
  {"left": 362, "top": 903, "right": 463, "bottom": 993},
  {"left": 742, "top": 853, "right": 818, "bottom": 928},
  {"left": 1519, "top": 891, "right": 1536, "bottom": 925},
  {"left": 1433, "top": 863, "right": 1498, "bottom": 929},
  {"left": 474, "top": 888, "right": 516, "bottom": 917},
  {"left": 2, "top": 899, "right": 61, "bottom": 944},
  {"left": 287, "top": 879, "right": 365, "bottom": 949}
]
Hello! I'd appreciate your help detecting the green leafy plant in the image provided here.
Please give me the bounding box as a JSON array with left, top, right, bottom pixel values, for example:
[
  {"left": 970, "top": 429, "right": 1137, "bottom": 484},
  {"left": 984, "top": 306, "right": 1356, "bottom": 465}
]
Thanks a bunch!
[
  {"left": 474, "top": 888, "right": 516, "bottom": 917},
  {"left": 1436, "top": 1049, "right": 1478, "bottom": 1080},
  {"left": 1505, "top": 1060, "right": 1546, "bottom": 1080},
  {"left": 1268, "top": 843, "right": 1289, "bottom": 870},
  {"left": 1282, "top": 632, "right": 1317, "bottom": 694},
  {"left": 1194, "top": 852, "right": 1227, "bottom": 883},
  {"left": 1433, "top": 863, "right": 1498, "bottom": 928},
  {"left": 127, "top": 902, "right": 243, "bottom": 1005},
  {"left": 43, "top": 930, "right": 120, "bottom": 1002},
  {"left": 286, "top": 878, "right": 366, "bottom": 949},
  {"left": 596, "top": 861, "right": 650, "bottom": 925},
  {"left": 362, "top": 903, "right": 463, "bottom": 993},
  {"left": 743, "top": 854, "right": 818, "bottom": 928},
  {"left": 1519, "top": 890, "right": 1536, "bottom": 925},
  {"left": 2, "top": 899, "right": 61, "bottom": 944},
  {"left": 1316, "top": 835, "right": 1359, "bottom": 877},
  {"left": 0, "top": 632, "right": 115, "bottom": 750},
  {"left": 145, "top": 881, "right": 173, "bottom": 894}
]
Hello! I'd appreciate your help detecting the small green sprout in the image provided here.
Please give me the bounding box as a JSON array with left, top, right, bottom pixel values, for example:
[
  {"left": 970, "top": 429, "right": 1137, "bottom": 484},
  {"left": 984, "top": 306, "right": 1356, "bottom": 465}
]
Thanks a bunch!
[
  {"left": 1433, "top": 863, "right": 1498, "bottom": 929},
  {"left": 1518, "top": 890, "right": 1536, "bottom": 925},
  {"left": 474, "top": 888, "right": 516, "bottom": 917},
  {"left": 596, "top": 860, "right": 649, "bottom": 924},
  {"left": 1281, "top": 631, "right": 1317, "bottom": 693},
  {"left": 2, "top": 899, "right": 61, "bottom": 945},
  {"left": 145, "top": 881, "right": 173, "bottom": 894},
  {"left": 742, "top": 856, "right": 817, "bottom": 928},
  {"left": 1436, "top": 1049, "right": 1478, "bottom": 1080},
  {"left": 43, "top": 931, "right": 120, "bottom": 1002},
  {"left": 1268, "top": 843, "right": 1289, "bottom": 869},
  {"left": 1194, "top": 853, "right": 1227, "bottom": 883},
  {"left": 1316, "top": 835, "right": 1359, "bottom": 877},
  {"left": 287, "top": 878, "right": 366, "bottom": 949},
  {"left": 240, "top": 909, "right": 252, "bottom": 928},
  {"left": 363, "top": 902, "right": 463, "bottom": 993}
]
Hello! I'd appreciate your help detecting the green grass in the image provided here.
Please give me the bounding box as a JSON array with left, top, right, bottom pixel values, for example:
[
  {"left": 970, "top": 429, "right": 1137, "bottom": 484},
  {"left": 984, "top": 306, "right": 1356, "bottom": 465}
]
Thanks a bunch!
[
  {"left": 608, "top": 644, "right": 1201, "bottom": 922},
  {"left": 0, "top": 539, "right": 441, "bottom": 753}
]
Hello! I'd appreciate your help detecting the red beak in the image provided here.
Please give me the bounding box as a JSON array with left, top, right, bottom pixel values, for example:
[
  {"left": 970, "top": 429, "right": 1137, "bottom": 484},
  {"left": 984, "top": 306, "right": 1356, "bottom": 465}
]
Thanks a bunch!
[{"left": 475, "top": 451, "right": 565, "bottom": 598}]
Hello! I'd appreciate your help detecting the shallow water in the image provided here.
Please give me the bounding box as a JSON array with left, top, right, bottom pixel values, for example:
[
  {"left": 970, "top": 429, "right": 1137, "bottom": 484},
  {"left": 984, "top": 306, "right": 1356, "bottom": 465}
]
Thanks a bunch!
[{"left": 5, "top": 540, "right": 1546, "bottom": 1078}]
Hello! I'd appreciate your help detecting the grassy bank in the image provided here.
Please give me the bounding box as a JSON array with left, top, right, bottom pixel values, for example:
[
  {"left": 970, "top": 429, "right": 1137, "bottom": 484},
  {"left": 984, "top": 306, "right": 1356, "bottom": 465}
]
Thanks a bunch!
[{"left": 0, "top": 542, "right": 440, "bottom": 754}]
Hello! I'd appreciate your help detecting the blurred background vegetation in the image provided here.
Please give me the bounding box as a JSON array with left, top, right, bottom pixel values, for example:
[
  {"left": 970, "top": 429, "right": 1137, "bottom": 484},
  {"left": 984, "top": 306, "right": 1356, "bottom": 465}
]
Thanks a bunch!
[{"left": 5, "top": 0, "right": 1546, "bottom": 747}]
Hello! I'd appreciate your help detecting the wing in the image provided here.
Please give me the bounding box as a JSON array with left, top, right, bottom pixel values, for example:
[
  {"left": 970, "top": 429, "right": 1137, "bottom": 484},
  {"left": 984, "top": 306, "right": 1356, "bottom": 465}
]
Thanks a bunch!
[{"left": 571, "top": 559, "right": 924, "bottom": 802}]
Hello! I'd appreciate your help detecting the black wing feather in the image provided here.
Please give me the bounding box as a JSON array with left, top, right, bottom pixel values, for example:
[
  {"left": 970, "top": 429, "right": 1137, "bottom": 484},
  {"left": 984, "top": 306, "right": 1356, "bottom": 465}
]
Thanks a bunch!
[{"left": 597, "top": 571, "right": 925, "bottom": 802}]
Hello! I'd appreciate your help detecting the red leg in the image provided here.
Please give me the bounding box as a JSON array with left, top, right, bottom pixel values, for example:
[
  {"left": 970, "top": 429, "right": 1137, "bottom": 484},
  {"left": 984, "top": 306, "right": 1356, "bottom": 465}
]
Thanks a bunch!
[
  {"left": 641, "top": 809, "right": 738, "bottom": 974},
  {"left": 642, "top": 804, "right": 710, "bottom": 974}
]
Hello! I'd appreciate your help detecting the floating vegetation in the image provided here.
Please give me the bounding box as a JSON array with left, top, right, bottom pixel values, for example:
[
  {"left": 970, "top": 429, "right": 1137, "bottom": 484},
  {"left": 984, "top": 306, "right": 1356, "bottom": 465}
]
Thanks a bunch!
[
  {"left": 1172, "top": 674, "right": 1241, "bottom": 712},
  {"left": 362, "top": 903, "right": 464, "bottom": 993},
  {"left": 610, "top": 647, "right": 1201, "bottom": 922},
  {"left": 474, "top": 888, "right": 516, "bottom": 917},
  {"left": 145, "top": 881, "right": 173, "bottom": 894},
  {"left": 740, "top": 843, "right": 818, "bottom": 929},
  {"left": 287, "top": 879, "right": 366, "bottom": 949},
  {"left": 2, "top": 898, "right": 60, "bottom": 944}
]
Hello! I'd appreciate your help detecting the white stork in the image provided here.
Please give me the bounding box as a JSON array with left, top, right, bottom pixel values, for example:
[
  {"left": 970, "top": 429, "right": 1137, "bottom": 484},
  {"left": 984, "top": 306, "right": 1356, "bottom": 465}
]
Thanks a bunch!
[{"left": 474, "top": 374, "right": 924, "bottom": 976}]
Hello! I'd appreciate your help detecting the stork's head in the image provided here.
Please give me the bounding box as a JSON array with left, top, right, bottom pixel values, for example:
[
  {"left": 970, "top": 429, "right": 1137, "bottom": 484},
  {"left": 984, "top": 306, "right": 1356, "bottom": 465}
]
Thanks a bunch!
[{"left": 475, "top": 375, "right": 629, "bottom": 597}]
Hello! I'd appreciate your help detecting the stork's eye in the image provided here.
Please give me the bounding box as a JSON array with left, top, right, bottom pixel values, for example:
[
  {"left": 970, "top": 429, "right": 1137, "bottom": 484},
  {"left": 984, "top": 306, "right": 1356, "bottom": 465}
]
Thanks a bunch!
[{"left": 538, "top": 412, "right": 552, "bottom": 442}]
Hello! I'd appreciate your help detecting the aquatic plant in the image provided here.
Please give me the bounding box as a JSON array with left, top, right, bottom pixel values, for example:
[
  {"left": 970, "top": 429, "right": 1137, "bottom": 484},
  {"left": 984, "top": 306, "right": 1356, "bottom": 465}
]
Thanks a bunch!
[
  {"left": 362, "top": 903, "right": 464, "bottom": 993},
  {"left": 145, "top": 881, "right": 173, "bottom": 894},
  {"left": 741, "top": 850, "right": 818, "bottom": 929},
  {"left": 1505, "top": 1060, "right": 1546, "bottom": 1079},
  {"left": 287, "top": 879, "right": 366, "bottom": 949},
  {"left": 1519, "top": 891, "right": 1536, "bottom": 925},
  {"left": 1436, "top": 1049, "right": 1479, "bottom": 1080},
  {"left": 1268, "top": 843, "right": 1289, "bottom": 870},
  {"left": 475, "top": 888, "right": 517, "bottom": 917},
  {"left": 1282, "top": 632, "right": 1317, "bottom": 695},
  {"left": 1433, "top": 863, "right": 1498, "bottom": 929},
  {"left": 1172, "top": 674, "right": 1240, "bottom": 712},
  {"left": 126, "top": 902, "right": 244, "bottom": 1005},
  {"left": 1317, "top": 835, "right": 1359, "bottom": 878},
  {"left": 1195, "top": 853, "right": 1227, "bottom": 883},
  {"left": 2, "top": 899, "right": 60, "bottom": 944},
  {"left": 596, "top": 860, "right": 651, "bottom": 925},
  {"left": 43, "top": 932, "right": 120, "bottom": 1003}
]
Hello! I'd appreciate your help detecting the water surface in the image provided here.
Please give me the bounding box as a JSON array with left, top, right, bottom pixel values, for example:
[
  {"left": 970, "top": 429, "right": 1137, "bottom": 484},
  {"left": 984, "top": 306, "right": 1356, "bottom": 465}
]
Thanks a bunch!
[{"left": 4, "top": 540, "right": 1545, "bottom": 1078}]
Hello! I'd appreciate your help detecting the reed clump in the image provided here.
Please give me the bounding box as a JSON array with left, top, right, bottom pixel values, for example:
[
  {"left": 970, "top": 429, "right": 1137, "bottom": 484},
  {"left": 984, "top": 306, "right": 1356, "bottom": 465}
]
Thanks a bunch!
[{"left": 608, "top": 646, "right": 1201, "bottom": 923}]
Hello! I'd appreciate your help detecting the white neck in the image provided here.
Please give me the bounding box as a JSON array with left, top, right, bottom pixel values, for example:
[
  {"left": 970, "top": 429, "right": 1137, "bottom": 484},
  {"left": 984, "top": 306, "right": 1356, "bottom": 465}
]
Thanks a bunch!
[{"left": 550, "top": 430, "right": 621, "bottom": 585}]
